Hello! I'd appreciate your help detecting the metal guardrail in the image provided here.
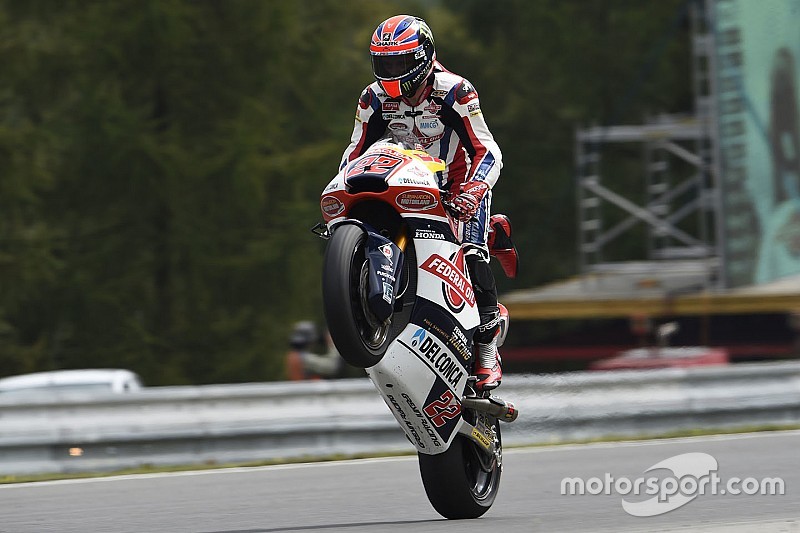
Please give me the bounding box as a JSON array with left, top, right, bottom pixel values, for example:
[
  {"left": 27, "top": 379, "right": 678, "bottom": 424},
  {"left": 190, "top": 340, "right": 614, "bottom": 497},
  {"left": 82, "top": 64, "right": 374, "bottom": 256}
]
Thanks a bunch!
[{"left": 1, "top": 361, "right": 799, "bottom": 476}]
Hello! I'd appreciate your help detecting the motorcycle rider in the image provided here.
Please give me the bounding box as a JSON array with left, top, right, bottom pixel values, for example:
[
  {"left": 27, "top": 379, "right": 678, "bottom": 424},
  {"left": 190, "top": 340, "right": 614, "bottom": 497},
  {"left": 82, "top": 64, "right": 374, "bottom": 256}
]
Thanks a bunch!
[{"left": 340, "top": 14, "right": 504, "bottom": 390}]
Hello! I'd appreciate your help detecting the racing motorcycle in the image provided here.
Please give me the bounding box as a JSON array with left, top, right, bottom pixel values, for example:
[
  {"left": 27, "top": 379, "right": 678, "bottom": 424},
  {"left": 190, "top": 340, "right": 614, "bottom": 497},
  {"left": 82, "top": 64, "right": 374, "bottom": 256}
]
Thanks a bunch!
[{"left": 314, "top": 134, "right": 519, "bottom": 519}]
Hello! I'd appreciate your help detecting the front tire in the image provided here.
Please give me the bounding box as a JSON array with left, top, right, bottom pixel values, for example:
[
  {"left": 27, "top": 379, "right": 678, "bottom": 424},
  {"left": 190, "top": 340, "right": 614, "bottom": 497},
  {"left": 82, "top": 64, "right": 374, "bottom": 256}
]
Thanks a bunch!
[
  {"left": 323, "top": 224, "right": 404, "bottom": 368},
  {"left": 417, "top": 420, "right": 502, "bottom": 519}
]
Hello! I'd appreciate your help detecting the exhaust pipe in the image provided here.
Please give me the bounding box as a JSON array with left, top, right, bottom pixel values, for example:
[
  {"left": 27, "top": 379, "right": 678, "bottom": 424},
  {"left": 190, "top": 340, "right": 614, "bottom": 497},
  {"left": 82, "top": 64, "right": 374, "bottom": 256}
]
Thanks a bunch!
[{"left": 462, "top": 396, "right": 518, "bottom": 423}]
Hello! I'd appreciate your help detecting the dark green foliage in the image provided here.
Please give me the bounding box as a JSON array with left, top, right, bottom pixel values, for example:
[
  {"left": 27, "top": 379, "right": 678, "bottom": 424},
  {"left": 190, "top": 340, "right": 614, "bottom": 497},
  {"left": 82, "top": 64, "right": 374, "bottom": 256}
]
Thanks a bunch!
[{"left": 0, "top": 1, "right": 691, "bottom": 384}]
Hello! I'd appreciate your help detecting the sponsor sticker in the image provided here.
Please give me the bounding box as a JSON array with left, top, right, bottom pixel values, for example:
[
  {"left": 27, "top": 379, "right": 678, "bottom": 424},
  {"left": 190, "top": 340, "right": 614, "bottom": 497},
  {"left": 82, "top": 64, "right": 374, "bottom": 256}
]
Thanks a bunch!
[
  {"left": 449, "top": 324, "right": 472, "bottom": 361},
  {"left": 382, "top": 101, "right": 400, "bottom": 111},
  {"left": 420, "top": 316, "right": 472, "bottom": 362},
  {"left": 382, "top": 282, "right": 393, "bottom": 303},
  {"left": 399, "top": 176, "right": 431, "bottom": 186},
  {"left": 424, "top": 102, "right": 441, "bottom": 114},
  {"left": 471, "top": 427, "right": 492, "bottom": 449},
  {"left": 406, "top": 167, "right": 430, "bottom": 179},
  {"left": 420, "top": 253, "right": 476, "bottom": 310},
  {"left": 409, "top": 328, "right": 465, "bottom": 387},
  {"left": 467, "top": 102, "right": 482, "bottom": 116},
  {"left": 321, "top": 195, "right": 345, "bottom": 217},
  {"left": 377, "top": 270, "right": 396, "bottom": 282},
  {"left": 402, "top": 392, "right": 442, "bottom": 447},
  {"left": 396, "top": 190, "right": 438, "bottom": 211},
  {"left": 416, "top": 132, "right": 445, "bottom": 147},
  {"left": 386, "top": 393, "right": 426, "bottom": 449},
  {"left": 414, "top": 229, "right": 446, "bottom": 240},
  {"left": 379, "top": 243, "right": 393, "bottom": 260}
]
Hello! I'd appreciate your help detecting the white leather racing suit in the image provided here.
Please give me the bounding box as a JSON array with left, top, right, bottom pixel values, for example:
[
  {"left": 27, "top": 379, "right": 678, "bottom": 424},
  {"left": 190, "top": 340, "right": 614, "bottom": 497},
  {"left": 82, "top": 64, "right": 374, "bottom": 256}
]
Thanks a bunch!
[{"left": 340, "top": 62, "right": 503, "bottom": 253}]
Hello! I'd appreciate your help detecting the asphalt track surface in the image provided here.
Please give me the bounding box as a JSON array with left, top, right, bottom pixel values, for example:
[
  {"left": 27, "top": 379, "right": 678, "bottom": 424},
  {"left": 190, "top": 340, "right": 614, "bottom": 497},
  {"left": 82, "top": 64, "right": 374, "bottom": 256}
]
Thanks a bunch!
[{"left": 2, "top": 431, "right": 798, "bottom": 533}]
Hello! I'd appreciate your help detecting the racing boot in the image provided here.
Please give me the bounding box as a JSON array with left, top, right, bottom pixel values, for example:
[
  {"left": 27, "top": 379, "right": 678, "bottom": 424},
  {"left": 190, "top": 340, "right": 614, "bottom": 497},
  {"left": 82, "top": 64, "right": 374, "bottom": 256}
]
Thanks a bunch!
[{"left": 473, "top": 307, "right": 503, "bottom": 391}]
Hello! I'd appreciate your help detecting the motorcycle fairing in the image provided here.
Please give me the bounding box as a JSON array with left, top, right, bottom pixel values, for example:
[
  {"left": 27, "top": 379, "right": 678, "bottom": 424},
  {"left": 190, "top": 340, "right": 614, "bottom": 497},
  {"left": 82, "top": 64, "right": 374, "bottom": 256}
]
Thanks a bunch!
[
  {"left": 366, "top": 231, "right": 481, "bottom": 455},
  {"left": 421, "top": 377, "right": 462, "bottom": 442},
  {"left": 405, "top": 218, "right": 459, "bottom": 244},
  {"left": 398, "top": 324, "right": 467, "bottom": 389},
  {"left": 322, "top": 138, "right": 495, "bottom": 456},
  {"left": 344, "top": 150, "right": 408, "bottom": 186},
  {"left": 411, "top": 297, "right": 475, "bottom": 366},
  {"left": 367, "top": 322, "right": 469, "bottom": 454},
  {"left": 414, "top": 239, "right": 479, "bottom": 329}
]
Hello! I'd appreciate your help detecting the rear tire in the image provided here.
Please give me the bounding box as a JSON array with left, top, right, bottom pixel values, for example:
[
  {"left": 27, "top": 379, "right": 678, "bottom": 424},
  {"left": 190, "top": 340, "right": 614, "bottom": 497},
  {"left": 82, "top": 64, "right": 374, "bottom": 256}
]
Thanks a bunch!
[
  {"left": 323, "top": 224, "right": 413, "bottom": 368},
  {"left": 417, "top": 421, "right": 502, "bottom": 519}
]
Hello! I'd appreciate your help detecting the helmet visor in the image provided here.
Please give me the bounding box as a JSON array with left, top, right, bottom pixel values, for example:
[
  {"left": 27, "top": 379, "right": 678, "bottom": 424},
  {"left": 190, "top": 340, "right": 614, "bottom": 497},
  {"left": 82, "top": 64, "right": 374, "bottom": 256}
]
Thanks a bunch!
[{"left": 372, "top": 51, "right": 420, "bottom": 81}]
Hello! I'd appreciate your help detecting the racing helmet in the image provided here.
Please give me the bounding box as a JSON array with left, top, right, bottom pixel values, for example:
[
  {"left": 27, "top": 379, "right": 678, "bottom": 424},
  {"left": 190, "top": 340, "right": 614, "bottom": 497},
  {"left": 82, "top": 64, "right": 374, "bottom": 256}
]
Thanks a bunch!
[{"left": 370, "top": 15, "right": 435, "bottom": 98}]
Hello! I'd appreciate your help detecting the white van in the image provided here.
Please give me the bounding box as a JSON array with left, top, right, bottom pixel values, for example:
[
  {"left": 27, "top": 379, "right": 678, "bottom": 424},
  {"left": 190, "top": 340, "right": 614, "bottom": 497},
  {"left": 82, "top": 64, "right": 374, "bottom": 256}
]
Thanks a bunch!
[{"left": 0, "top": 369, "right": 143, "bottom": 397}]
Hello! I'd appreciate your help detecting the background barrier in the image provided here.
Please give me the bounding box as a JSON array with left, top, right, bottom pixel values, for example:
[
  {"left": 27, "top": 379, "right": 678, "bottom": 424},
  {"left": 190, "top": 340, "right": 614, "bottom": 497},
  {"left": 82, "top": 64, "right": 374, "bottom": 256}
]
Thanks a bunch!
[{"left": 2, "top": 361, "right": 799, "bottom": 476}]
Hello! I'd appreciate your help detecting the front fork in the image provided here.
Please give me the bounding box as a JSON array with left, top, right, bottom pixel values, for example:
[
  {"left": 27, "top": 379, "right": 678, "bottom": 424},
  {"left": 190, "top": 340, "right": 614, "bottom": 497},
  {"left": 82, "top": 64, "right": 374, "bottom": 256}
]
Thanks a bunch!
[
  {"left": 319, "top": 220, "right": 408, "bottom": 323},
  {"left": 393, "top": 223, "right": 409, "bottom": 252}
]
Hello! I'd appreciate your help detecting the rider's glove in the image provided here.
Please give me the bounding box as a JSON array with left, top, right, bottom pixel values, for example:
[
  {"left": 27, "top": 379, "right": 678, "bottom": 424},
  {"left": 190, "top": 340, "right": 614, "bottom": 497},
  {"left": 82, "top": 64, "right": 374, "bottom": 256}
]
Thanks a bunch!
[{"left": 452, "top": 180, "right": 489, "bottom": 222}]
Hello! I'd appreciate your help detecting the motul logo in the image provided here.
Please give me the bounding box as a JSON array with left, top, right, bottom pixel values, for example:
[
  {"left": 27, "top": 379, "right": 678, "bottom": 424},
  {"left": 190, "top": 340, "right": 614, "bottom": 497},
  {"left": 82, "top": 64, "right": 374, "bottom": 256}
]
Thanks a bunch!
[{"left": 421, "top": 253, "right": 475, "bottom": 309}]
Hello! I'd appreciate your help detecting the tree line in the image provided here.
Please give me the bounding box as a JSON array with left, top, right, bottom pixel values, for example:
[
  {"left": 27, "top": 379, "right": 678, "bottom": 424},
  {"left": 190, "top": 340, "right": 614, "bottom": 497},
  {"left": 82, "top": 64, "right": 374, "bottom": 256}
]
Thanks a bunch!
[{"left": 0, "top": 0, "right": 691, "bottom": 384}]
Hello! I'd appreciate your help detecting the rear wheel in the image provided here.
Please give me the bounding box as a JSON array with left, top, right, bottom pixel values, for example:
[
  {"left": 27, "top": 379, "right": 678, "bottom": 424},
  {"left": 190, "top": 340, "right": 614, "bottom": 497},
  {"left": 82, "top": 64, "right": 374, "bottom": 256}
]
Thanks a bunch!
[
  {"left": 417, "top": 418, "right": 502, "bottom": 519},
  {"left": 322, "top": 224, "right": 413, "bottom": 368}
]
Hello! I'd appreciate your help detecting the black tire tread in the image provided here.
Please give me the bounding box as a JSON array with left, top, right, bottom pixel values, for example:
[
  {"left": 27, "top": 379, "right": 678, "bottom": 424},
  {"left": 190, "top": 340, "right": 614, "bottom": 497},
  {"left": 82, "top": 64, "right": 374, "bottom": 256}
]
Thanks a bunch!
[
  {"left": 322, "top": 224, "right": 386, "bottom": 368},
  {"left": 417, "top": 433, "right": 500, "bottom": 519}
]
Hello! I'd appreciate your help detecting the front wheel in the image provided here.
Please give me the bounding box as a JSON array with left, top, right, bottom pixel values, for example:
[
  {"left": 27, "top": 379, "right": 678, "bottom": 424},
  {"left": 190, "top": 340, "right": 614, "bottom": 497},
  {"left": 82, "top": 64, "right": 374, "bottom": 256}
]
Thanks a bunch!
[
  {"left": 417, "top": 420, "right": 502, "bottom": 519},
  {"left": 322, "top": 224, "right": 393, "bottom": 368}
]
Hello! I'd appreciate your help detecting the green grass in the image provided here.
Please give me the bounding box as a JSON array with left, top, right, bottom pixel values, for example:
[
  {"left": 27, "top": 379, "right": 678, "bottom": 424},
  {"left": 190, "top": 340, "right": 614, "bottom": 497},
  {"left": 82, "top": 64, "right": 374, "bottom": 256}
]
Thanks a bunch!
[{"left": 3, "top": 423, "right": 798, "bottom": 485}]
